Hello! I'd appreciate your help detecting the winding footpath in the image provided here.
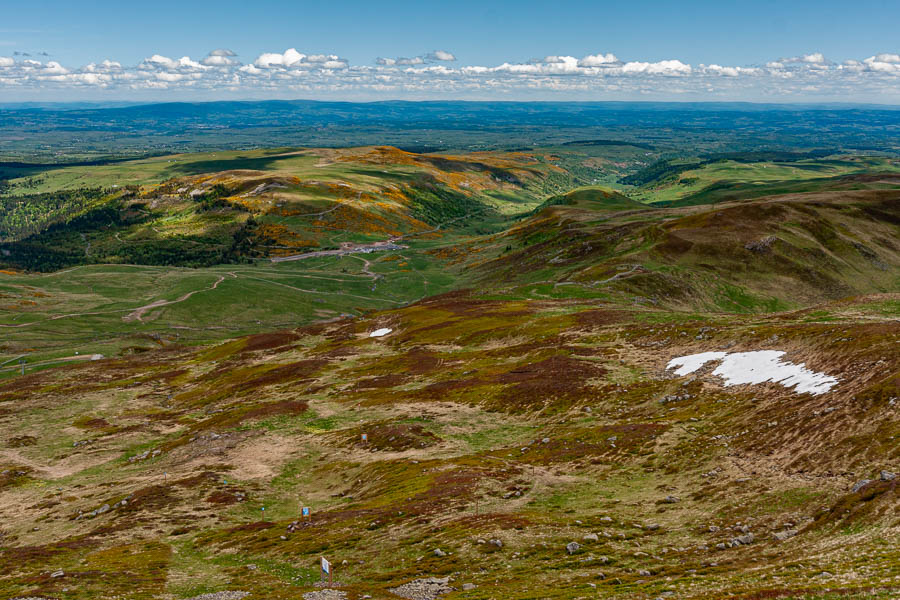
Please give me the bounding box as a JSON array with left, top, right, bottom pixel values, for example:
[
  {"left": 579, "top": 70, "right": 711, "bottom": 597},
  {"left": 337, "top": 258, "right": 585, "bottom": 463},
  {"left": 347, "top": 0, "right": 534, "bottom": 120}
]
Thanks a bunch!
[{"left": 121, "top": 275, "right": 230, "bottom": 322}]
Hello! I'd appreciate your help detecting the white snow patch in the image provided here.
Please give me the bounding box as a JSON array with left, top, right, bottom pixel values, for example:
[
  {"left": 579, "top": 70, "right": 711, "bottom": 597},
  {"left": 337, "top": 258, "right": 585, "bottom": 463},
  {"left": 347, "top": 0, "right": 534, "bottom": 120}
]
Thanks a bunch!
[
  {"left": 369, "top": 328, "right": 393, "bottom": 338},
  {"left": 667, "top": 351, "right": 728, "bottom": 376},
  {"left": 666, "top": 350, "right": 838, "bottom": 395}
]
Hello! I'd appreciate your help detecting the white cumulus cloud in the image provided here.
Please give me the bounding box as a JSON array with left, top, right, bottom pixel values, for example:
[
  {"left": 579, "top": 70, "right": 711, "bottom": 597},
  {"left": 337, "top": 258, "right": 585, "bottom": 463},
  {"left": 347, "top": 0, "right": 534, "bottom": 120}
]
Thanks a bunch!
[
  {"left": 425, "top": 50, "right": 456, "bottom": 61},
  {"left": 2, "top": 48, "right": 899, "bottom": 102},
  {"left": 578, "top": 53, "right": 619, "bottom": 67}
]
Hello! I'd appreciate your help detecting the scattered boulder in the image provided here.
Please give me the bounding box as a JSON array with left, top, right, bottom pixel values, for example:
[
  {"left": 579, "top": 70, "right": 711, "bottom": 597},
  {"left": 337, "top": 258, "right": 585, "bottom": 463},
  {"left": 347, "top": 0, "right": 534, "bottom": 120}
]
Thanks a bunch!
[
  {"left": 566, "top": 541, "right": 581, "bottom": 555},
  {"left": 662, "top": 495, "right": 681, "bottom": 504},
  {"left": 851, "top": 479, "right": 872, "bottom": 493},
  {"left": 389, "top": 577, "right": 454, "bottom": 600},
  {"left": 880, "top": 470, "right": 896, "bottom": 481},
  {"left": 773, "top": 529, "right": 798, "bottom": 541},
  {"left": 185, "top": 593, "right": 250, "bottom": 600},
  {"left": 583, "top": 532, "right": 599, "bottom": 542},
  {"left": 488, "top": 538, "right": 503, "bottom": 549},
  {"left": 302, "top": 591, "right": 348, "bottom": 600},
  {"left": 433, "top": 548, "right": 446, "bottom": 558},
  {"left": 462, "top": 583, "right": 477, "bottom": 591}
]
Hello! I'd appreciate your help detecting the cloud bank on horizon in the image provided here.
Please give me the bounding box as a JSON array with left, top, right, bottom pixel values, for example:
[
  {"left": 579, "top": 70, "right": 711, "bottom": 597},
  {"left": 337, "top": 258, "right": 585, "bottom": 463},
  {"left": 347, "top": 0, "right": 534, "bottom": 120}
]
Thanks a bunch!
[{"left": 2, "top": 48, "right": 900, "bottom": 101}]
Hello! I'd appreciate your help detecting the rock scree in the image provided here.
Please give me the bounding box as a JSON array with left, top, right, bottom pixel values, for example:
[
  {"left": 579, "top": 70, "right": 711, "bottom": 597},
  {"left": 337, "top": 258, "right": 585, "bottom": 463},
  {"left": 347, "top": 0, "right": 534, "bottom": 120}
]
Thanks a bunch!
[{"left": 389, "top": 577, "right": 454, "bottom": 600}]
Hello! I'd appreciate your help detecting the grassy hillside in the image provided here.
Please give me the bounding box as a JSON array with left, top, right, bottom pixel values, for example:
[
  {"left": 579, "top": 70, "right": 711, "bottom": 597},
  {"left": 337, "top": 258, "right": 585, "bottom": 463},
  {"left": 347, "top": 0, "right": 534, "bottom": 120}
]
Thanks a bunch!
[
  {"left": 469, "top": 188, "right": 900, "bottom": 312},
  {"left": 0, "top": 146, "right": 568, "bottom": 271},
  {"left": 0, "top": 289, "right": 897, "bottom": 599},
  {"left": 622, "top": 155, "right": 900, "bottom": 205}
]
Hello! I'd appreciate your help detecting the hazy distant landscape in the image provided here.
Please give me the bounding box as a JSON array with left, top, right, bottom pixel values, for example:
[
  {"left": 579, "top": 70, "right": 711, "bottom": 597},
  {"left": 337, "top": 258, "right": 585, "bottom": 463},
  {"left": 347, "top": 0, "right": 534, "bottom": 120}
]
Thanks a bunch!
[{"left": 2, "top": 101, "right": 899, "bottom": 161}]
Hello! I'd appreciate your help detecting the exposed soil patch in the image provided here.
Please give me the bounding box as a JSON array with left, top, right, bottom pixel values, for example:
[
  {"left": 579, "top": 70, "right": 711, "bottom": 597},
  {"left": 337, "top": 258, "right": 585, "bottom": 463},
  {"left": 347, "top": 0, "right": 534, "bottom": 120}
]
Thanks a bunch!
[
  {"left": 6, "top": 435, "right": 37, "bottom": 448},
  {"left": 241, "top": 331, "right": 302, "bottom": 353}
]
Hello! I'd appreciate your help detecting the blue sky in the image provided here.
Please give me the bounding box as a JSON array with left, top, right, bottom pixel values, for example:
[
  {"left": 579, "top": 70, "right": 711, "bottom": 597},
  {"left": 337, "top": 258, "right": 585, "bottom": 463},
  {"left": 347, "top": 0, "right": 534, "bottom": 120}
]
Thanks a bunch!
[{"left": 2, "top": 0, "right": 900, "bottom": 102}]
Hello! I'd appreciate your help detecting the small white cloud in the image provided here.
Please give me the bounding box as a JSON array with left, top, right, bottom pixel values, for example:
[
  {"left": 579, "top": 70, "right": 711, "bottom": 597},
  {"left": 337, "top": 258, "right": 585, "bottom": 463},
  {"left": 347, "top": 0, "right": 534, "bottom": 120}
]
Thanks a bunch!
[
  {"left": 375, "top": 57, "right": 396, "bottom": 66},
  {"left": 784, "top": 52, "right": 828, "bottom": 65},
  {"left": 395, "top": 56, "right": 425, "bottom": 65},
  {"left": 203, "top": 49, "right": 238, "bottom": 66},
  {"left": 800, "top": 52, "right": 827, "bottom": 64},
  {"left": 0, "top": 56, "right": 13, "bottom": 67},
  {"left": 862, "top": 54, "right": 900, "bottom": 73},
  {"left": 44, "top": 61, "right": 69, "bottom": 74},
  {"left": 579, "top": 52, "right": 619, "bottom": 67},
  {"left": 426, "top": 50, "right": 456, "bottom": 61},
  {"left": 621, "top": 59, "right": 691, "bottom": 75},
  {"left": 143, "top": 54, "right": 177, "bottom": 69}
]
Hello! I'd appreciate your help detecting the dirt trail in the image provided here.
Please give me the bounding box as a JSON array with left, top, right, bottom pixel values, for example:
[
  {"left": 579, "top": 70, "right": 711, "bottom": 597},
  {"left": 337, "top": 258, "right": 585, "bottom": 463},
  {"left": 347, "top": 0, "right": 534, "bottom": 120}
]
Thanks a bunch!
[
  {"left": 122, "top": 275, "right": 230, "bottom": 322},
  {"left": 0, "top": 353, "right": 103, "bottom": 373}
]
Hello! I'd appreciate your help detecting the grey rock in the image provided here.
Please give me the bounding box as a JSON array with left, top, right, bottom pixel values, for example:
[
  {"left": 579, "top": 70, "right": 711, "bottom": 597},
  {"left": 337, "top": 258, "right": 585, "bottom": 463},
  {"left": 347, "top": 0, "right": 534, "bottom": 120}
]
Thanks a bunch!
[
  {"left": 583, "top": 532, "right": 599, "bottom": 542},
  {"left": 880, "top": 470, "right": 896, "bottom": 481},
  {"left": 389, "top": 577, "right": 454, "bottom": 600},
  {"left": 662, "top": 495, "right": 681, "bottom": 504},
  {"left": 462, "top": 583, "right": 477, "bottom": 591},
  {"left": 851, "top": 479, "right": 872, "bottom": 493},
  {"left": 735, "top": 533, "right": 754, "bottom": 545},
  {"left": 566, "top": 541, "right": 581, "bottom": 555},
  {"left": 773, "top": 529, "right": 798, "bottom": 541},
  {"left": 645, "top": 523, "right": 661, "bottom": 531},
  {"left": 433, "top": 548, "right": 446, "bottom": 557},
  {"left": 302, "top": 591, "right": 348, "bottom": 600},
  {"left": 638, "top": 569, "right": 651, "bottom": 576},
  {"left": 186, "top": 594, "right": 250, "bottom": 600},
  {"left": 488, "top": 538, "right": 503, "bottom": 549},
  {"left": 50, "top": 570, "right": 65, "bottom": 578}
]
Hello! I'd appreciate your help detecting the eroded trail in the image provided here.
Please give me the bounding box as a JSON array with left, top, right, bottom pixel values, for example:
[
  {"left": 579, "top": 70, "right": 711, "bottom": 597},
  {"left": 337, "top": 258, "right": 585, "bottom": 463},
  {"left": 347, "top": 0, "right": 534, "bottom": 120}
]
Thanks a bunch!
[{"left": 122, "top": 274, "right": 230, "bottom": 322}]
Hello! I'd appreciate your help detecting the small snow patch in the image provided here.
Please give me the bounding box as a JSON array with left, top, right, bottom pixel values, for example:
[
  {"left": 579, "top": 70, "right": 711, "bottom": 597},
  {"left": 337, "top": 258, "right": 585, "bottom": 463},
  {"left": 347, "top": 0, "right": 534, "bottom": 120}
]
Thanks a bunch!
[
  {"left": 369, "top": 328, "right": 393, "bottom": 338},
  {"left": 667, "top": 350, "right": 837, "bottom": 395}
]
